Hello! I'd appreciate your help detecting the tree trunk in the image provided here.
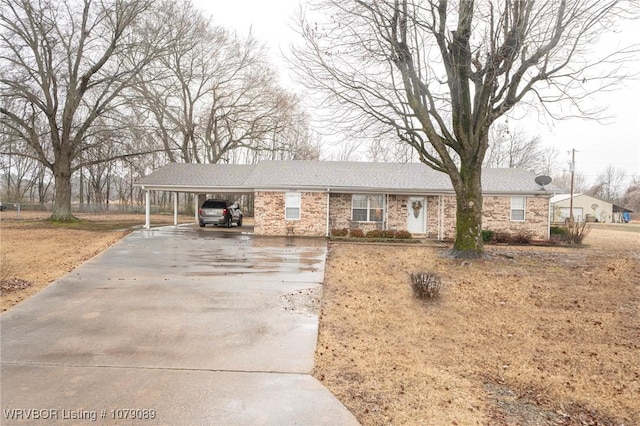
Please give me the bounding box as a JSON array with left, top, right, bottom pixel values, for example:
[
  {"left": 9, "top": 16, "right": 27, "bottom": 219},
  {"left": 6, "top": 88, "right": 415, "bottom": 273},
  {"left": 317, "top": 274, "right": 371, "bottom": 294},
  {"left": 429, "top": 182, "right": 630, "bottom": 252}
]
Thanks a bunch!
[
  {"left": 51, "top": 159, "right": 75, "bottom": 221},
  {"left": 449, "top": 165, "right": 484, "bottom": 258}
]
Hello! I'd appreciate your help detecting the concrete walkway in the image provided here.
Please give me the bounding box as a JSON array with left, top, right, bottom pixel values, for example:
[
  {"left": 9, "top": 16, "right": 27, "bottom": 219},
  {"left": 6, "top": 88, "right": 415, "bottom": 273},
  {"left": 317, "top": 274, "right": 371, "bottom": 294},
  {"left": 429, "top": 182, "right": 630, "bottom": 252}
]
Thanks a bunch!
[{"left": 1, "top": 226, "right": 359, "bottom": 425}]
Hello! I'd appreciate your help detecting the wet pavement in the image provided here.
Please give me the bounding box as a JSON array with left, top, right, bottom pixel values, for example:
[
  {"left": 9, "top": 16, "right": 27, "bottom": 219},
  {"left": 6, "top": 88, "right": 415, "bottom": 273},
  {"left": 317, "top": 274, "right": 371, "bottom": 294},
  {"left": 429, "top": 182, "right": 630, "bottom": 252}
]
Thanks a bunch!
[{"left": 0, "top": 225, "right": 359, "bottom": 425}]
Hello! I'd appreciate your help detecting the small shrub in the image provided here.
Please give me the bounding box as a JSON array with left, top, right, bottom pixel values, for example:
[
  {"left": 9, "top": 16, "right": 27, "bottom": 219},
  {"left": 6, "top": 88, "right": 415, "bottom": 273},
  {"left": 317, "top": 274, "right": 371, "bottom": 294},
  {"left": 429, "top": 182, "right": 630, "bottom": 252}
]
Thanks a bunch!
[
  {"left": 330, "top": 228, "right": 348, "bottom": 237},
  {"left": 410, "top": 272, "right": 443, "bottom": 300},
  {"left": 349, "top": 229, "right": 365, "bottom": 238},
  {"left": 511, "top": 231, "right": 532, "bottom": 244},
  {"left": 493, "top": 232, "right": 512, "bottom": 243},
  {"left": 550, "top": 226, "right": 568, "bottom": 237},
  {"left": 366, "top": 229, "right": 383, "bottom": 238},
  {"left": 483, "top": 230, "right": 532, "bottom": 244},
  {"left": 381, "top": 230, "right": 396, "bottom": 239},
  {"left": 481, "top": 230, "right": 494, "bottom": 242},
  {"left": 395, "top": 230, "right": 412, "bottom": 239}
]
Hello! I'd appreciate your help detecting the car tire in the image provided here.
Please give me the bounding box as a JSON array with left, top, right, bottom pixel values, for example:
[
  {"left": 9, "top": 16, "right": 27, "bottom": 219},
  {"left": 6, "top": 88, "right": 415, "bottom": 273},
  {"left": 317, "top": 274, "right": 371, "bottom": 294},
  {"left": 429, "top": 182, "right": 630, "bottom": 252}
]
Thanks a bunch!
[
  {"left": 227, "top": 217, "right": 232, "bottom": 228},
  {"left": 199, "top": 222, "right": 205, "bottom": 228},
  {"left": 237, "top": 216, "right": 243, "bottom": 227}
]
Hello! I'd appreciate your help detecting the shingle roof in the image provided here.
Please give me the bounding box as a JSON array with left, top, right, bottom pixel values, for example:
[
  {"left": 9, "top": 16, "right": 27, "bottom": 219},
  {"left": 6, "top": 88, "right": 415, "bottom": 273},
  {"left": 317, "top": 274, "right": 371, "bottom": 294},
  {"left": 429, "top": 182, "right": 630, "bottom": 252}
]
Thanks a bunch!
[
  {"left": 137, "top": 163, "right": 256, "bottom": 190},
  {"left": 136, "top": 161, "right": 558, "bottom": 195},
  {"left": 244, "top": 161, "right": 451, "bottom": 191}
]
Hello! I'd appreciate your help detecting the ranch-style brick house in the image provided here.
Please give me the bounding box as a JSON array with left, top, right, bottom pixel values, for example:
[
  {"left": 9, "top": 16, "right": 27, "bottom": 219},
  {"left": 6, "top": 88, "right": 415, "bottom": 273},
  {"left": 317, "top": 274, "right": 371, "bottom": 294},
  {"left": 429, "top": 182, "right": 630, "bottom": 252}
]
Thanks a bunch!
[{"left": 136, "top": 161, "right": 558, "bottom": 240}]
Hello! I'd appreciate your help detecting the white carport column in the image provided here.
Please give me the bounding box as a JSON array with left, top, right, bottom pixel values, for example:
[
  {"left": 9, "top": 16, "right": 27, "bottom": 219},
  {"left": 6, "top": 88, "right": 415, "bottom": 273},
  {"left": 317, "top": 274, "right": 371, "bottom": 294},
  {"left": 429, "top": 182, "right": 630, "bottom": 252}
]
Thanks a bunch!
[
  {"left": 194, "top": 195, "right": 199, "bottom": 224},
  {"left": 145, "top": 190, "right": 151, "bottom": 229},
  {"left": 173, "top": 192, "right": 178, "bottom": 226}
]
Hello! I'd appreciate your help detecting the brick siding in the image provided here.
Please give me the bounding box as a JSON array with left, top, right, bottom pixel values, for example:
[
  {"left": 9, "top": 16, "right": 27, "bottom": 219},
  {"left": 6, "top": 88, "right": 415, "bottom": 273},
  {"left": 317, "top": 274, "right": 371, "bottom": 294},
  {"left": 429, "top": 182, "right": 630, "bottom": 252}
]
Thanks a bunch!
[
  {"left": 482, "top": 196, "right": 549, "bottom": 240},
  {"left": 254, "top": 191, "right": 327, "bottom": 236},
  {"left": 254, "top": 191, "right": 549, "bottom": 240}
]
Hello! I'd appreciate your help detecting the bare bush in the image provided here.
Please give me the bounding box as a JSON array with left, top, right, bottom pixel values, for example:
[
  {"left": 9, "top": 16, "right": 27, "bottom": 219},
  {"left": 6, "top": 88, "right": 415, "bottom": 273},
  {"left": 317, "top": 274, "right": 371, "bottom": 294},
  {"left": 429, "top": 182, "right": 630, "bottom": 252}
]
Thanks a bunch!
[
  {"left": 410, "top": 272, "right": 443, "bottom": 300},
  {"left": 565, "top": 221, "right": 592, "bottom": 245},
  {"left": 1, "top": 251, "right": 13, "bottom": 282}
]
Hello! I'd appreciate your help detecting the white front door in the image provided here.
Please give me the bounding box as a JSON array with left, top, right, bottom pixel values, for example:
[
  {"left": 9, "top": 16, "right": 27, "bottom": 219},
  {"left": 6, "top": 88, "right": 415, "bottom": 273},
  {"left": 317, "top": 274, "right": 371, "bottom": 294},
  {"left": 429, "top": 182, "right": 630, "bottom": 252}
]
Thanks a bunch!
[{"left": 407, "top": 197, "right": 426, "bottom": 234}]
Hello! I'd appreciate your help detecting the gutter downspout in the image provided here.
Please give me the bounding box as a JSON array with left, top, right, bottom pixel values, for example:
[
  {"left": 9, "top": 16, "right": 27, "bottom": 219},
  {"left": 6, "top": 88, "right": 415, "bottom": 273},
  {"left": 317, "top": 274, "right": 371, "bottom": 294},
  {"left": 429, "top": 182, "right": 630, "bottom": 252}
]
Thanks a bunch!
[
  {"left": 326, "top": 189, "right": 330, "bottom": 237},
  {"left": 385, "top": 194, "right": 389, "bottom": 230},
  {"left": 438, "top": 195, "right": 444, "bottom": 240},
  {"left": 547, "top": 195, "right": 552, "bottom": 241}
]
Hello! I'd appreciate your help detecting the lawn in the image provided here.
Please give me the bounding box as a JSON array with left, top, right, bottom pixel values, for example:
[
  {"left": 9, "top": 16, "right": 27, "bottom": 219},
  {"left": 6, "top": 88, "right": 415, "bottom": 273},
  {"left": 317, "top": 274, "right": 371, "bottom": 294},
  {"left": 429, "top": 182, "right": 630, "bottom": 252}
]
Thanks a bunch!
[{"left": 316, "top": 225, "right": 639, "bottom": 425}]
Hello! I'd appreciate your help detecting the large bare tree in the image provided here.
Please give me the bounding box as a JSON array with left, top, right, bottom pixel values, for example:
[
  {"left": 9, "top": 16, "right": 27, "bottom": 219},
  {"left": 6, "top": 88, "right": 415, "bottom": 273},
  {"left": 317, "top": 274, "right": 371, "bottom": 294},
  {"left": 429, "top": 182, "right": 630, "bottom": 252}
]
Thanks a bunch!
[
  {"left": 0, "top": 0, "right": 163, "bottom": 220},
  {"left": 134, "top": 2, "right": 312, "bottom": 165},
  {"left": 291, "top": 0, "right": 638, "bottom": 257}
]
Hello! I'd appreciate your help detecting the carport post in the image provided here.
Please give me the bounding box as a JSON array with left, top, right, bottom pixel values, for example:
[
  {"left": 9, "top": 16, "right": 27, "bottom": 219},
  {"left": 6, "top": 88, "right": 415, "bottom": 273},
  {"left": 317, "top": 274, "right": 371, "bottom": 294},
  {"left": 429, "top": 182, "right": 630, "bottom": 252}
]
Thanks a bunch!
[
  {"left": 145, "top": 191, "right": 150, "bottom": 229},
  {"left": 194, "top": 195, "right": 199, "bottom": 223},
  {"left": 173, "top": 192, "right": 178, "bottom": 226}
]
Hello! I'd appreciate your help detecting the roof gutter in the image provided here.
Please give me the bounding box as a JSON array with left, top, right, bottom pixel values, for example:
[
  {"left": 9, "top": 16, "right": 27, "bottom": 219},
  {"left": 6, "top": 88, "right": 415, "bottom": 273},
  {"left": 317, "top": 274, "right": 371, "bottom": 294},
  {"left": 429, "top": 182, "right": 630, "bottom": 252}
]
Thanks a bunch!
[{"left": 136, "top": 183, "right": 555, "bottom": 197}]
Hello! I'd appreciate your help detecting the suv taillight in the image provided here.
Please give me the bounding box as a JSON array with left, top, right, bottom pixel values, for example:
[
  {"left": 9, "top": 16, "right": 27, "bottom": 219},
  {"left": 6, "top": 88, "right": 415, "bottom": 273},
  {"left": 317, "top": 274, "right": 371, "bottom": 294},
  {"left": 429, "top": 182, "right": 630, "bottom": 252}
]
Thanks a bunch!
[
  {"left": 222, "top": 208, "right": 228, "bottom": 215},
  {"left": 198, "top": 208, "right": 203, "bottom": 215}
]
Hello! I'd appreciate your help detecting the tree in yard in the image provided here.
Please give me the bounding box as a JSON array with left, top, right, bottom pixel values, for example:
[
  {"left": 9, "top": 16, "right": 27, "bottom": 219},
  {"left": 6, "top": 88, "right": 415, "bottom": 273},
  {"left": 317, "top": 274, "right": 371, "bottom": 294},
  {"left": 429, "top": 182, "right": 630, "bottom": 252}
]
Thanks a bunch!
[
  {"left": 587, "top": 165, "right": 628, "bottom": 203},
  {"left": 291, "top": 0, "right": 638, "bottom": 257},
  {"left": 134, "top": 1, "right": 312, "bottom": 166},
  {"left": 0, "top": 0, "right": 165, "bottom": 220}
]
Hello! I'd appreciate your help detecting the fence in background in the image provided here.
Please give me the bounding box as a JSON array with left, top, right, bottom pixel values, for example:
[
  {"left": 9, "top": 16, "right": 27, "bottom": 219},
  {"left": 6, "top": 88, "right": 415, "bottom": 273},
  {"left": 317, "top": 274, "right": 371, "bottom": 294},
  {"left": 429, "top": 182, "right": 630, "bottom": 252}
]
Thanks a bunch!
[{"left": 1, "top": 203, "right": 166, "bottom": 215}]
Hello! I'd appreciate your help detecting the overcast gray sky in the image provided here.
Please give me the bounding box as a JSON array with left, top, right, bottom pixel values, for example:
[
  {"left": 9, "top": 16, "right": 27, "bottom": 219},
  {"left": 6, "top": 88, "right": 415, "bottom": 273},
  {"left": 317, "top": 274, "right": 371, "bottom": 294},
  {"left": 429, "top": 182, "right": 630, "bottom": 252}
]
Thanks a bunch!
[{"left": 194, "top": 0, "right": 639, "bottom": 185}]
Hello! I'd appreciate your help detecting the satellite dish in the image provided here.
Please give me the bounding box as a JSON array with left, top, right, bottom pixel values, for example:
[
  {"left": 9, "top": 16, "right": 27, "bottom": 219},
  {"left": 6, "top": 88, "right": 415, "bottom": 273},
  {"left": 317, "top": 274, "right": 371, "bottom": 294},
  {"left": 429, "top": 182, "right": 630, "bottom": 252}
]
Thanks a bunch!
[{"left": 535, "top": 175, "right": 552, "bottom": 187}]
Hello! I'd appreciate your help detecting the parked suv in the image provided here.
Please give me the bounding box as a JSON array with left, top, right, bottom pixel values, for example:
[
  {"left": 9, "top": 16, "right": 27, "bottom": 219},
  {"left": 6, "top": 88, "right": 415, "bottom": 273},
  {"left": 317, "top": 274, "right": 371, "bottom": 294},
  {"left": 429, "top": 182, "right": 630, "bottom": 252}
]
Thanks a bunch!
[{"left": 198, "top": 200, "right": 243, "bottom": 228}]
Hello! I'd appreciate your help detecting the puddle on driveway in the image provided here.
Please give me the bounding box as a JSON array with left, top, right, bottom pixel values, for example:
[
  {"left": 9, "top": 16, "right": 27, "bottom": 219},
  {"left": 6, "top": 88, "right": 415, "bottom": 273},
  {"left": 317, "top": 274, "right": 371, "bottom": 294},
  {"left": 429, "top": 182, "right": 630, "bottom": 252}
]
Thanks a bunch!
[
  {"left": 134, "top": 225, "right": 326, "bottom": 277},
  {"left": 186, "top": 270, "right": 278, "bottom": 277}
]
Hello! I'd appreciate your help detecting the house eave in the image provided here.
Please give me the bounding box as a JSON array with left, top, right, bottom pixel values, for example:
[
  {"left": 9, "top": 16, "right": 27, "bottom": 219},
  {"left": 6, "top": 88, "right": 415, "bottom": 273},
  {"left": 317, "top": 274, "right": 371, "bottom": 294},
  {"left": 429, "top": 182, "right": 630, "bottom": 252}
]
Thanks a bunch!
[
  {"left": 135, "top": 182, "right": 554, "bottom": 197},
  {"left": 253, "top": 186, "right": 456, "bottom": 194},
  {"left": 134, "top": 183, "right": 254, "bottom": 193},
  {"left": 483, "top": 190, "right": 555, "bottom": 197}
]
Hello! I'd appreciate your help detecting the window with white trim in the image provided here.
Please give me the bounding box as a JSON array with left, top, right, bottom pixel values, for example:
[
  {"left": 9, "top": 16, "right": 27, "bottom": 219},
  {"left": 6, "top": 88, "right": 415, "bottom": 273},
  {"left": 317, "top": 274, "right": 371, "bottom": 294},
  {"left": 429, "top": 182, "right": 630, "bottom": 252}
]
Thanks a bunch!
[
  {"left": 285, "top": 192, "right": 301, "bottom": 220},
  {"left": 352, "top": 194, "right": 384, "bottom": 222},
  {"left": 510, "top": 197, "right": 526, "bottom": 221}
]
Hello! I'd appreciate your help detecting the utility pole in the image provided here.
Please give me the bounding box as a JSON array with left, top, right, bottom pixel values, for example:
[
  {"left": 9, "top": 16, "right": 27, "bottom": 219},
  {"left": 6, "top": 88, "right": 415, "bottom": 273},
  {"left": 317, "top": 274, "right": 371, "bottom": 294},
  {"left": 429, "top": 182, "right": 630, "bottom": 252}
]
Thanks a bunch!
[{"left": 569, "top": 149, "right": 576, "bottom": 225}]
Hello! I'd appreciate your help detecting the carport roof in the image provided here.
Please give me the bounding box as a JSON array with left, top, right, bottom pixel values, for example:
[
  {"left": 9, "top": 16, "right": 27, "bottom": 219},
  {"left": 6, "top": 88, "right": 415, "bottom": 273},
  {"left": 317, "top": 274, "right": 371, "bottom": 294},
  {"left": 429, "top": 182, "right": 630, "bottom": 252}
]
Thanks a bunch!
[
  {"left": 136, "top": 163, "right": 257, "bottom": 192},
  {"left": 135, "top": 160, "right": 558, "bottom": 195}
]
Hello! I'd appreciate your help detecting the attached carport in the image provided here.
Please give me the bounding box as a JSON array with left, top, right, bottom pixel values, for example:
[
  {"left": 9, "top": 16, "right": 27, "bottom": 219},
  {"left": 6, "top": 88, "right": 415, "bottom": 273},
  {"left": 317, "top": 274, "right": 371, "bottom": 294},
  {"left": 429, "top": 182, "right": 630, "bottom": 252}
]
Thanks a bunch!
[{"left": 135, "top": 163, "right": 257, "bottom": 229}]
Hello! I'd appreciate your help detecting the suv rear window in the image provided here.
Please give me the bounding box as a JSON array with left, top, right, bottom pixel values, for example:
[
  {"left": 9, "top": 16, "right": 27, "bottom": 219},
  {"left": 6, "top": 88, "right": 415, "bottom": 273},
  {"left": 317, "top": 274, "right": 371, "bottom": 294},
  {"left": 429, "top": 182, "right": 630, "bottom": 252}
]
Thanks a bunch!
[{"left": 201, "top": 200, "right": 227, "bottom": 208}]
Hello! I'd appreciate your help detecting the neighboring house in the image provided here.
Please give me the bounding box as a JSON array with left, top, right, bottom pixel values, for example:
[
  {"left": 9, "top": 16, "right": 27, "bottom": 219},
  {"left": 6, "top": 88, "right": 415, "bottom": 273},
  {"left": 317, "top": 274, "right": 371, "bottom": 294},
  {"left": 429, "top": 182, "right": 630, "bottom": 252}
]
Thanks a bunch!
[
  {"left": 136, "top": 161, "right": 558, "bottom": 240},
  {"left": 550, "top": 193, "right": 634, "bottom": 223}
]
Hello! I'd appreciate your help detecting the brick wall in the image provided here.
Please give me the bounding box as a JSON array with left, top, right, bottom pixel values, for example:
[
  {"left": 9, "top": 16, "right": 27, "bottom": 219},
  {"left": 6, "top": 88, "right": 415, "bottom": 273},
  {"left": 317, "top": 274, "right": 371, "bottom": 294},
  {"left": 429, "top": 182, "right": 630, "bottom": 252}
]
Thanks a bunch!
[
  {"left": 482, "top": 196, "right": 549, "bottom": 240},
  {"left": 423, "top": 195, "right": 457, "bottom": 239},
  {"left": 254, "top": 191, "right": 327, "bottom": 236},
  {"left": 386, "top": 195, "right": 406, "bottom": 231},
  {"left": 328, "top": 193, "right": 351, "bottom": 230},
  {"left": 255, "top": 191, "right": 550, "bottom": 241}
]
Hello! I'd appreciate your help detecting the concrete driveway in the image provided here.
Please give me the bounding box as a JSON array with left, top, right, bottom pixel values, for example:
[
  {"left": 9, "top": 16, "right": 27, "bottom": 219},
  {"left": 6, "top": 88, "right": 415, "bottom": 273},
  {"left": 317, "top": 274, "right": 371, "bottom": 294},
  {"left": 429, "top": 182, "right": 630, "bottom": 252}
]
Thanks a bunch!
[{"left": 1, "top": 225, "right": 359, "bottom": 425}]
